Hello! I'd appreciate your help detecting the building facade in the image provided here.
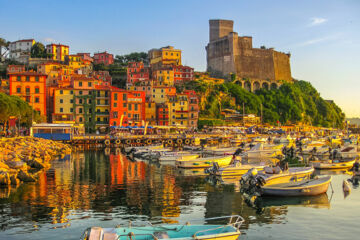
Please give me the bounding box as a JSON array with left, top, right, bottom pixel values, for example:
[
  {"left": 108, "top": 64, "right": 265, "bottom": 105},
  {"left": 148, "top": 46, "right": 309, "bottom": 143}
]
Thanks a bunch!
[
  {"left": 93, "top": 51, "right": 114, "bottom": 65},
  {"left": 9, "top": 71, "right": 47, "bottom": 116},
  {"left": 148, "top": 46, "right": 181, "bottom": 69},
  {"left": 46, "top": 44, "right": 69, "bottom": 62},
  {"left": 9, "top": 39, "right": 35, "bottom": 63},
  {"left": 127, "top": 62, "right": 150, "bottom": 87}
]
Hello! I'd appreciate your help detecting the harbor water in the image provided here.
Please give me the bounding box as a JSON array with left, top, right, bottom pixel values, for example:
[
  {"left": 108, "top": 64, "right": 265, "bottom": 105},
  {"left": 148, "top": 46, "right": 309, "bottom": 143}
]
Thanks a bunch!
[{"left": 0, "top": 150, "right": 359, "bottom": 240}]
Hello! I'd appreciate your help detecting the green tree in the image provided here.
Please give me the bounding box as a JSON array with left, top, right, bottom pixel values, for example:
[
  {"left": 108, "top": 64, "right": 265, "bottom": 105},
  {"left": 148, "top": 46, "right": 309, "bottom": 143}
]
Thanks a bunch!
[{"left": 31, "top": 42, "right": 52, "bottom": 58}]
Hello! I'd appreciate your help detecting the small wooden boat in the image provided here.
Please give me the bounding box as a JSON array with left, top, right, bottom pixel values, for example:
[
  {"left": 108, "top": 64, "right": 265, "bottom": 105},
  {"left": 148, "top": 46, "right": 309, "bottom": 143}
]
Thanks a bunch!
[
  {"left": 176, "top": 155, "right": 233, "bottom": 168},
  {"left": 257, "top": 167, "right": 314, "bottom": 185},
  {"left": 312, "top": 159, "right": 355, "bottom": 169},
  {"left": 260, "top": 193, "right": 330, "bottom": 209},
  {"left": 81, "top": 215, "right": 244, "bottom": 240},
  {"left": 246, "top": 143, "right": 282, "bottom": 159},
  {"left": 261, "top": 176, "right": 332, "bottom": 196},
  {"left": 159, "top": 153, "right": 200, "bottom": 162}
]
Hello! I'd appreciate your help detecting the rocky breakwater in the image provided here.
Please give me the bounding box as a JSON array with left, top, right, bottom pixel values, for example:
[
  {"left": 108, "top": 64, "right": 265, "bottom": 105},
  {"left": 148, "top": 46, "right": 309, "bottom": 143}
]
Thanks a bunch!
[{"left": 0, "top": 137, "right": 71, "bottom": 196}]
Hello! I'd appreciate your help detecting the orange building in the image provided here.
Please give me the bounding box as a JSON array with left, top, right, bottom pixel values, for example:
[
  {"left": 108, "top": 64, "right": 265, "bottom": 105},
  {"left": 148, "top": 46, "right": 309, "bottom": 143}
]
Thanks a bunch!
[{"left": 9, "top": 71, "right": 47, "bottom": 116}]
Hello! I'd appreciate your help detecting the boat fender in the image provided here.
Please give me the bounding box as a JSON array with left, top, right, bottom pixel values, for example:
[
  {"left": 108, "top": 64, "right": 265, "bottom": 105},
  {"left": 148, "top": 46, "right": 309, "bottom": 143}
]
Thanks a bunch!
[
  {"left": 115, "top": 139, "right": 121, "bottom": 145},
  {"left": 177, "top": 139, "right": 183, "bottom": 144},
  {"left": 191, "top": 139, "right": 195, "bottom": 145},
  {"left": 126, "top": 139, "right": 131, "bottom": 145},
  {"left": 167, "top": 139, "right": 173, "bottom": 145},
  {"left": 104, "top": 140, "right": 110, "bottom": 146},
  {"left": 146, "top": 139, "right": 152, "bottom": 145},
  {"left": 136, "top": 139, "right": 141, "bottom": 144},
  {"left": 185, "top": 139, "right": 191, "bottom": 145}
]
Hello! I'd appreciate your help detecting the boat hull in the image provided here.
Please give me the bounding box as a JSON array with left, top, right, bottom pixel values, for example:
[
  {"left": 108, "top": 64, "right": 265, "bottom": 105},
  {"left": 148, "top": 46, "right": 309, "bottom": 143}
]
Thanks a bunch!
[
  {"left": 312, "top": 160, "right": 355, "bottom": 169},
  {"left": 176, "top": 156, "right": 233, "bottom": 168},
  {"left": 260, "top": 167, "right": 314, "bottom": 186},
  {"left": 216, "top": 165, "right": 265, "bottom": 176},
  {"left": 261, "top": 176, "right": 331, "bottom": 197}
]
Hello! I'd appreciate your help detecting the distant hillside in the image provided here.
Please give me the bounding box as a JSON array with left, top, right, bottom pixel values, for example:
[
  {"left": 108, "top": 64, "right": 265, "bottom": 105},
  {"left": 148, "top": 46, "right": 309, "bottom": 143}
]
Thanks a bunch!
[
  {"left": 182, "top": 79, "right": 345, "bottom": 128},
  {"left": 347, "top": 118, "right": 360, "bottom": 127}
]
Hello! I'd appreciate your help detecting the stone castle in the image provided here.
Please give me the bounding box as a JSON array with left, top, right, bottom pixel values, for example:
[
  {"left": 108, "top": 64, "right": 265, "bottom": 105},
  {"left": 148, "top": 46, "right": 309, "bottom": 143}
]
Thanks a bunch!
[{"left": 206, "top": 19, "right": 292, "bottom": 90}]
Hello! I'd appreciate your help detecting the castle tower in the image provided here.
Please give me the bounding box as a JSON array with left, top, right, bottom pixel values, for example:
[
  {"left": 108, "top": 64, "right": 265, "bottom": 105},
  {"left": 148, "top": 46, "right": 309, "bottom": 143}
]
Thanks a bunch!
[{"left": 209, "top": 19, "right": 234, "bottom": 42}]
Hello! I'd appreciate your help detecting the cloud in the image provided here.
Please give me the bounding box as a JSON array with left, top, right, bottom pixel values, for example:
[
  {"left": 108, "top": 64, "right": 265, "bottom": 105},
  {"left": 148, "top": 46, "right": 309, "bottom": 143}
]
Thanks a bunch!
[
  {"left": 296, "top": 34, "right": 340, "bottom": 47},
  {"left": 44, "top": 37, "right": 56, "bottom": 43},
  {"left": 309, "top": 17, "right": 328, "bottom": 26}
]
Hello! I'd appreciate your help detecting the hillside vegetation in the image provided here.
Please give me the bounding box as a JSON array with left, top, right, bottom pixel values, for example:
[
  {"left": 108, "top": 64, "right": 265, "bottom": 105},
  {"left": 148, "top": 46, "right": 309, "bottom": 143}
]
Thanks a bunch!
[{"left": 183, "top": 80, "right": 344, "bottom": 128}]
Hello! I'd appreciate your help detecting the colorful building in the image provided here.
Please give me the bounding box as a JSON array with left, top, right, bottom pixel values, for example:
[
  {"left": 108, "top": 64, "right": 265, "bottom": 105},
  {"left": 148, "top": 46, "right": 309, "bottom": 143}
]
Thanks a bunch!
[
  {"left": 127, "top": 62, "right": 150, "bottom": 87},
  {"left": 110, "top": 88, "right": 146, "bottom": 127},
  {"left": 52, "top": 87, "right": 75, "bottom": 123},
  {"left": 152, "top": 86, "right": 176, "bottom": 104},
  {"left": 9, "top": 71, "right": 47, "bottom": 117},
  {"left": 95, "top": 86, "right": 111, "bottom": 130},
  {"left": 153, "top": 68, "right": 174, "bottom": 86},
  {"left": 93, "top": 51, "right": 114, "bottom": 65},
  {"left": 156, "top": 104, "right": 169, "bottom": 126},
  {"left": 168, "top": 94, "right": 189, "bottom": 127},
  {"left": 9, "top": 39, "right": 35, "bottom": 63},
  {"left": 46, "top": 44, "right": 69, "bottom": 62},
  {"left": 7, "top": 65, "right": 25, "bottom": 74},
  {"left": 173, "top": 65, "right": 194, "bottom": 85},
  {"left": 145, "top": 101, "right": 157, "bottom": 126},
  {"left": 184, "top": 90, "right": 199, "bottom": 128},
  {"left": 148, "top": 46, "right": 181, "bottom": 69}
]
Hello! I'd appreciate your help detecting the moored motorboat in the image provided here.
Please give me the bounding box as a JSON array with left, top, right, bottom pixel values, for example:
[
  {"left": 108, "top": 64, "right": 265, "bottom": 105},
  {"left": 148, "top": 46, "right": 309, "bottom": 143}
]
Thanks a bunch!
[
  {"left": 207, "top": 160, "right": 266, "bottom": 176},
  {"left": 255, "top": 166, "right": 314, "bottom": 186},
  {"left": 312, "top": 159, "right": 355, "bottom": 169},
  {"left": 81, "top": 215, "right": 244, "bottom": 240},
  {"left": 261, "top": 176, "right": 332, "bottom": 196},
  {"left": 176, "top": 155, "right": 233, "bottom": 168}
]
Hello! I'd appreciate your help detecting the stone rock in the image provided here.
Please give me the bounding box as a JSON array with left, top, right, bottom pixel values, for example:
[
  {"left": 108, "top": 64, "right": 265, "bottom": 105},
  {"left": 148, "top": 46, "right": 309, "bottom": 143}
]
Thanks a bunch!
[
  {"left": 0, "top": 171, "right": 10, "bottom": 186},
  {"left": 17, "top": 170, "right": 36, "bottom": 182}
]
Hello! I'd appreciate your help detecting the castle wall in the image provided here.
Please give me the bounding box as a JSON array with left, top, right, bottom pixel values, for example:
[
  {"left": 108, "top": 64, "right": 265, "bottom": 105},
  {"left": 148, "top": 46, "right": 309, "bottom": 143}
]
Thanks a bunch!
[
  {"left": 273, "top": 51, "right": 292, "bottom": 82},
  {"left": 234, "top": 48, "right": 275, "bottom": 80}
]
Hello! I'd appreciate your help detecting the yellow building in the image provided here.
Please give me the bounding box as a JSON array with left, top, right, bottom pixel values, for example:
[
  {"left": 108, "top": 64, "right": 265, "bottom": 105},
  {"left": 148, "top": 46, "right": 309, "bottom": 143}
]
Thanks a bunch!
[
  {"left": 46, "top": 43, "right": 69, "bottom": 62},
  {"left": 153, "top": 69, "right": 174, "bottom": 86},
  {"left": 53, "top": 88, "right": 75, "bottom": 123},
  {"left": 37, "top": 62, "right": 74, "bottom": 86},
  {"left": 152, "top": 86, "right": 176, "bottom": 104},
  {"left": 68, "top": 54, "right": 93, "bottom": 72},
  {"left": 95, "top": 87, "right": 110, "bottom": 130},
  {"left": 148, "top": 46, "right": 181, "bottom": 68},
  {"left": 145, "top": 101, "right": 157, "bottom": 126},
  {"left": 168, "top": 94, "right": 189, "bottom": 127}
]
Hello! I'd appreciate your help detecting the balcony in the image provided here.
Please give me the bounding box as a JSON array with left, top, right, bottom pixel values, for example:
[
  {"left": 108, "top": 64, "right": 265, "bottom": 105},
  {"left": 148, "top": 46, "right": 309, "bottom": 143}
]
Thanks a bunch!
[
  {"left": 175, "top": 110, "right": 189, "bottom": 113},
  {"left": 176, "top": 117, "right": 188, "bottom": 120},
  {"left": 96, "top": 95, "right": 109, "bottom": 99}
]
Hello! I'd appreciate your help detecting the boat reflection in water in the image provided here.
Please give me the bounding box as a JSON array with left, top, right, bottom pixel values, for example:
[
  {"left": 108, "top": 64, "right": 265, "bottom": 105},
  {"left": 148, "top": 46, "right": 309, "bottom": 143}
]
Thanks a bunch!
[{"left": 0, "top": 150, "right": 339, "bottom": 240}]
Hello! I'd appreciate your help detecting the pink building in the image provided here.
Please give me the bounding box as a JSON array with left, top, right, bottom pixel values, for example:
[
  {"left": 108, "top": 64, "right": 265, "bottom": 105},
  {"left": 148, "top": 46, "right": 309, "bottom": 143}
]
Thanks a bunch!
[
  {"left": 127, "top": 62, "right": 150, "bottom": 87},
  {"left": 93, "top": 51, "right": 114, "bottom": 65}
]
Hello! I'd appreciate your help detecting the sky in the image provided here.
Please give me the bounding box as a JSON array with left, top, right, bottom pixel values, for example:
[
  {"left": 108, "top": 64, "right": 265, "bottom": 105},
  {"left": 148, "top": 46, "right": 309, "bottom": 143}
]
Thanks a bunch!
[{"left": 1, "top": 0, "right": 359, "bottom": 117}]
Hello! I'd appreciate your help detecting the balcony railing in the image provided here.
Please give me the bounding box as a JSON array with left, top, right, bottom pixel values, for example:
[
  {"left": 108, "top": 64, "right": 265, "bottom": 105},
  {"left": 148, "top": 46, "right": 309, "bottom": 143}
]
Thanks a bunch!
[
  {"left": 96, "top": 112, "right": 109, "bottom": 115},
  {"left": 96, "top": 121, "right": 109, "bottom": 125}
]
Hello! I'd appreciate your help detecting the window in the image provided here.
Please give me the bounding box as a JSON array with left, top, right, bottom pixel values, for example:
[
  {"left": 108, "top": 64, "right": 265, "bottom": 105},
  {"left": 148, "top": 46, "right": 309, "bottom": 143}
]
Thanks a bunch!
[
  {"left": 134, "top": 104, "right": 138, "bottom": 111},
  {"left": 79, "top": 91, "right": 83, "bottom": 95},
  {"left": 16, "top": 86, "right": 21, "bottom": 93},
  {"left": 70, "top": 99, "right": 74, "bottom": 103},
  {"left": 113, "top": 112, "right": 118, "bottom": 118},
  {"left": 161, "top": 95, "right": 163, "bottom": 98},
  {"left": 25, "top": 87, "right": 30, "bottom": 94},
  {"left": 97, "top": 99, "right": 100, "bottom": 104},
  {"left": 123, "top": 103, "right": 126, "bottom": 107},
  {"left": 79, "top": 108, "right": 83, "bottom": 113},
  {"left": 60, "top": 108, "right": 63, "bottom": 113},
  {"left": 128, "top": 113, "right": 131, "bottom": 117},
  {"left": 35, "top": 77, "right": 39, "bottom": 82},
  {"left": 88, "top": 99, "right": 91, "bottom": 104},
  {"left": 128, "top": 104, "right": 132, "bottom": 110},
  {"left": 35, "top": 97, "right": 39, "bottom": 103},
  {"left": 148, "top": 103, "right": 151, "bottom": 108},
  {"left": 114, "top": 93, "right": 118, "bottom": 100},
  {"left": 79, "top": 99, "right": 83, "bottom": 104},
  {"left": 70, "top": 108, "right": 73, "bottom": 113},
  {"left": 26, "top": 76, "right": 30, "bottom": 82},
  {"left": 97, "top": 117, "right": 100, "bottom": 122},
  {"left": 114, "top": 102, "right": 117, "bottom": 107},
  {"left": 113, "top": 121, "right": 117, "bottom": 126},
  {"left": 17, "top": 76, "right": 21, "bottom": 81},
  {"left": 123, "top": 94, "right": 127, "bottom": 101},
  {"left": 153, "top": 95, "right": 155, "bottom": 98},
  {"left": 60, "top": 90, "right": 63, "bottom": 94},
  {"left": 105, "top": 100, "right": 108, "bottom": 105},
  {"left": 173, "top": 103, "right": 175, "bottom": 106},
  {"left": 161, "top": 89, "right": 164, "bottom": 93},
  {"left": 79, "top": 117, "right": 83, "bottom": 122},
  {"left": 70, "top": 90, "right": 73, "bottom": 94},
  {"left": 88, "top": 82, "right": 92, "bottom": 87},
  {"left": 60, "top": 99, "right": 63, "bottom": 103},
  {"left": 79, "top": 81, "right": 83, "bottom": 87},
  {"left": 35, "top": 87, "right": 39, "bottom": 94}
]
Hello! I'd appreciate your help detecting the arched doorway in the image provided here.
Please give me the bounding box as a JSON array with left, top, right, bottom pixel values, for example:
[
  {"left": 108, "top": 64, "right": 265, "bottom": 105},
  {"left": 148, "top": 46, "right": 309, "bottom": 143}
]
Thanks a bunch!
[
  {"left": 262, "top": 82, "right": 269, "bottom": 90},
  {"left": 253, "top": 81, "right": 260, "bottom": 91}
]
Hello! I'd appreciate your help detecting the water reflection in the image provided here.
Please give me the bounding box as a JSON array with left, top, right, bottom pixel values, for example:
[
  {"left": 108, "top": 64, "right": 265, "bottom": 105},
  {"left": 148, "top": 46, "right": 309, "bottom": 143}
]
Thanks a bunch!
[{"left": 0, "top": 150, "right": 349, "bottom": 240}]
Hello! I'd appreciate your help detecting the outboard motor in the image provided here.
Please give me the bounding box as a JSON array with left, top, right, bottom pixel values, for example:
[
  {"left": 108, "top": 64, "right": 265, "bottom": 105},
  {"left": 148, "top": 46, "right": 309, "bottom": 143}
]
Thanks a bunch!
[{"left": 205, "top": 162, "right": 220, "bottom": 175}]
